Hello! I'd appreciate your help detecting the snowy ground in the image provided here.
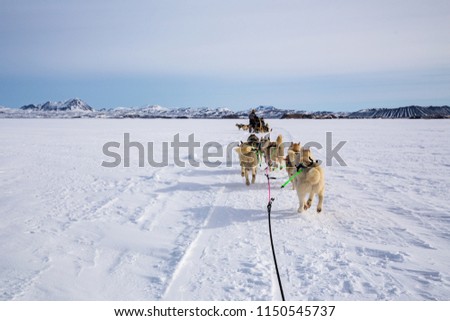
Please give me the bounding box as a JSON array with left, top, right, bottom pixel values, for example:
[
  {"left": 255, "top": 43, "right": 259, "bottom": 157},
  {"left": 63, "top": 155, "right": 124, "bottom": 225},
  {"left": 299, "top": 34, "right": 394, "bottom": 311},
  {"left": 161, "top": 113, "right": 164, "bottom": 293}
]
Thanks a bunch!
[{"left": 0, "top": 119, "right": 449, "bottom": 300}]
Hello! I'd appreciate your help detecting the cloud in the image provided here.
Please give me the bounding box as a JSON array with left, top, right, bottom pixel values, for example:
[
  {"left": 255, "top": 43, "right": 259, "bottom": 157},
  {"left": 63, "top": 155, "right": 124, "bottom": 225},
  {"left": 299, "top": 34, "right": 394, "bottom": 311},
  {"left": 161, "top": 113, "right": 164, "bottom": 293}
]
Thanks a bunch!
[
  {"left": 1, "top": 0, "right": 449, "bottom": 77},
  {"left": 1, "top": 0, "right": 449, "bottom": 110}
]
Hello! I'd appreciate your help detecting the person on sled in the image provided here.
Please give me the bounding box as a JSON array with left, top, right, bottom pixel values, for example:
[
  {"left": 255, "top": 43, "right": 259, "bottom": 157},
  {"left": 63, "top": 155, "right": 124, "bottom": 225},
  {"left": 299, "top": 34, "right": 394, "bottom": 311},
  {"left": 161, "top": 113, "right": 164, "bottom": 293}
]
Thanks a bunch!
[{"left": 249, "top": 109, "right": 258, "bottom": 133}]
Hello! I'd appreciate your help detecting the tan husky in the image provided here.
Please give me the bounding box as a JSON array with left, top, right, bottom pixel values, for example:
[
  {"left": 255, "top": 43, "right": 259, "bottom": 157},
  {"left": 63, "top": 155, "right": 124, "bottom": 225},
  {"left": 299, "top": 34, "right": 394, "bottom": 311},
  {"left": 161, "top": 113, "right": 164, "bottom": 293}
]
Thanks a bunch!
[
  {"left": 236, "top": 123, "right": 250, "bottom": 131},
  {"left": 261, "top": 134, "right": 284, "bottom": 170},
  {"left": 234, "top": 143, "right": 258, "bottom": 185},
  {"left": 285, "top": 142, "right": 301, "bottom": 190},
  {"left": 293, "top": 148, "right": 325, "bottom": 213}
]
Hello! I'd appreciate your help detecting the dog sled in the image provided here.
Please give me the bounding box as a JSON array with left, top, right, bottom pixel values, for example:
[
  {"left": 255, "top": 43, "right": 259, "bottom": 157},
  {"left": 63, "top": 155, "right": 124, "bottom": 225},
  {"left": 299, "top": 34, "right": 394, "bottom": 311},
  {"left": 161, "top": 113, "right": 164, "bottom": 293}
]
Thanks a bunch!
[
  {"left": 249, "top": 117, "right": 270, "bottom": 133},
  {"left": 236, "top": 118, "right": 269, "bottom": 133},
  {"left": 248, "top": 109, "right": 270, "bottom": 133}
]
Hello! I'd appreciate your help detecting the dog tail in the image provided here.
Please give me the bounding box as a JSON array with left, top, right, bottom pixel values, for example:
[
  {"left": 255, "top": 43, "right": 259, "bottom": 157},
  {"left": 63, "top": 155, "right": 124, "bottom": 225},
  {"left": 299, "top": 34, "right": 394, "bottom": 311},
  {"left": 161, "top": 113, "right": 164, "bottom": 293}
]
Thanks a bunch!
[
  {"left": 276, "top": 134, "right": 283, "bottom": 146},
  {"left": 305, "top": 168, "right": 321, "bottom": 185}
]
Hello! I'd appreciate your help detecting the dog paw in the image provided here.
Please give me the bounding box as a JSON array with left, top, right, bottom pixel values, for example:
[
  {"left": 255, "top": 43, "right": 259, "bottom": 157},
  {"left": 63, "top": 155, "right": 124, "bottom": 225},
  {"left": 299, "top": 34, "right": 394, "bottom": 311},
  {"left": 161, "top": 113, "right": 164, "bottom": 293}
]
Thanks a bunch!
[
  {"left": 246, "top": 180, "right": 250, "bottom": 186},
  {"left": 297, "top": 206, "right": 304, "bottom": 213},
  {"left": 317, "top": 207, "right": 322, "bottom": 213},
  {"left": 306, "top": 199, "right": 312, "bottom": 208}
]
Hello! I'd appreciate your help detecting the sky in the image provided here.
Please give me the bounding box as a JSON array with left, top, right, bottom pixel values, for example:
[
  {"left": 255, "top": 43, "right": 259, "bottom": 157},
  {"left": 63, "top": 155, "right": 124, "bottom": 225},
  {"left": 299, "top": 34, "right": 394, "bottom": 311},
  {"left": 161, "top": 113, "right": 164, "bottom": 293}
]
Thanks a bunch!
[{"left": 1, "top": 0, "right": 449, "bottom": 111}]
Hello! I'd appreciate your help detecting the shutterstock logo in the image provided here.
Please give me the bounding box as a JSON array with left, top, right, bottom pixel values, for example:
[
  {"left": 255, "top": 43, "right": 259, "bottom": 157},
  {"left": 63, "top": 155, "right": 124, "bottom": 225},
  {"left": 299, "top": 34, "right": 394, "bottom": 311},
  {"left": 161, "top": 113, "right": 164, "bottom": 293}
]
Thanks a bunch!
[{"left": 101, "top": 132, "right": 347, "bottom": 168}]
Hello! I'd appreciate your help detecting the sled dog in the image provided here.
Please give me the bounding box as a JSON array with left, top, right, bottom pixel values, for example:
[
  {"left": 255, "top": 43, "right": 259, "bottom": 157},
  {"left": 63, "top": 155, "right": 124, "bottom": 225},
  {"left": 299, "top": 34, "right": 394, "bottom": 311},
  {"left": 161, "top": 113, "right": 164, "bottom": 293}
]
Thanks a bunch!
[
  {"left": 285, "top": 142, "right": 301, "bottom": 190},
  {"left": 234, "top": 143, "right": 258, "bottom": 186},
  {"left": 293, "top": 148, "right": 325, "bottom": 213},
  {"left": 261, "top": 134, "right": 284, "bottom": 170},
  {"left": 236, "top": 123, "right": 249, "bottom": 131},
  {"left": 246, "top": 134, "right": 260, "bottom": 147}
]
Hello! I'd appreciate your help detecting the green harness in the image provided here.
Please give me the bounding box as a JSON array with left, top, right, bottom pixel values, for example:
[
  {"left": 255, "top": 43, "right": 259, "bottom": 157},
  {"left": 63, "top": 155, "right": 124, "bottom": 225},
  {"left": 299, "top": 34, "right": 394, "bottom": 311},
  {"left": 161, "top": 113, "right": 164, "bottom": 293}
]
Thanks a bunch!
[{"left": 280, "top": 168, "right": 303, "bottom": 188}]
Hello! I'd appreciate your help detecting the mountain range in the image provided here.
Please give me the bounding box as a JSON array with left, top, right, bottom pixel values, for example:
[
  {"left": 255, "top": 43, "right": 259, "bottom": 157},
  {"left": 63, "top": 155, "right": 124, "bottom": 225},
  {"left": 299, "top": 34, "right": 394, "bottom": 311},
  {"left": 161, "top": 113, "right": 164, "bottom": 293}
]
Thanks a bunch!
[
  {"left": 347, "top": 106, "right": 450, "bottom": 119},
  {"left": 0, "top": 98, "right": 449, "bottom": 119},
  {"left": 19, "top": 98, "right": 93, "bottom": 112}
]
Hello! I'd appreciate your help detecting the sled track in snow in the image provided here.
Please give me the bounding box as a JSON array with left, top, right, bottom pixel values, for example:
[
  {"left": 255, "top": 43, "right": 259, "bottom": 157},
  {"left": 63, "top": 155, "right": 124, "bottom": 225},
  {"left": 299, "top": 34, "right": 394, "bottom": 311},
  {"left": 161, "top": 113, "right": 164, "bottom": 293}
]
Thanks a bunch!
[
  {"left": 162, "top": 164, "right": 282, "bottom": 300},
  {"left": 163, "top": 177, "right": 230, "bottom": 299}
]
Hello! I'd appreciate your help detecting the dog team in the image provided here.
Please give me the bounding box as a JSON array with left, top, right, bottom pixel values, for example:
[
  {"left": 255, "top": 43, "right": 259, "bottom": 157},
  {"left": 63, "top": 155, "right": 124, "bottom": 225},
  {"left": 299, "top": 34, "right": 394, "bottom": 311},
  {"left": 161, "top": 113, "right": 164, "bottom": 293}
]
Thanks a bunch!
[{"left": 234, "top": 133, "right": 325, "bottom": 214}]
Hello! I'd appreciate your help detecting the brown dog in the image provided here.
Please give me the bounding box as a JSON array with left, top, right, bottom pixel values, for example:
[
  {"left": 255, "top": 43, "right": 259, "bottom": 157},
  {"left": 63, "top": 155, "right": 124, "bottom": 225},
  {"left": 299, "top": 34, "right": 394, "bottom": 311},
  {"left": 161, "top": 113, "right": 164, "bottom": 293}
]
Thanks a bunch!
[
  {"left": 234, "top": 143, "right": 258, "bottom": 185},
  {"left": 285, "top": 142, "right": 301, "bottom": 189},
  {"left": 236, "top": 123, "right": 250, "bottom": 131},
  {"left": 261, "top": 134, "right": 284, "bottom": 170}
]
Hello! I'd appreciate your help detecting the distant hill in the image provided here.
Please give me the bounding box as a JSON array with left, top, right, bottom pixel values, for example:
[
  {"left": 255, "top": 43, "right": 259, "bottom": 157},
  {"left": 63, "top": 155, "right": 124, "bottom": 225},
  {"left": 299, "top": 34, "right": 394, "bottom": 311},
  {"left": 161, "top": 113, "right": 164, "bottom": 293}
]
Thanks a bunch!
[
  {"left": 348, "top": 106, "right": 450, "bottom": 119},
  {"left": 1, "top": 99, "right": 449, "bottom": 119},
  {"left": 236, "top": 105, "right": 299, "bottom": 119},
  {"left": 20, "top": 98, "right": 93, "bottom": 112},
  {"left": 107, "top": 105, "right": 237, "bottom": 119}
]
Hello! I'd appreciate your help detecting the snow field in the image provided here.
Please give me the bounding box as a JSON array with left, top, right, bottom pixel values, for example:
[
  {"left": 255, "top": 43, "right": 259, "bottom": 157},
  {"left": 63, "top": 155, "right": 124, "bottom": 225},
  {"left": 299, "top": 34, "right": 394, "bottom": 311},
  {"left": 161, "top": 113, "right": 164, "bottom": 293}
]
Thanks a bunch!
[{"left": 0, "top": 119, "right": 449, "bottom": 300}]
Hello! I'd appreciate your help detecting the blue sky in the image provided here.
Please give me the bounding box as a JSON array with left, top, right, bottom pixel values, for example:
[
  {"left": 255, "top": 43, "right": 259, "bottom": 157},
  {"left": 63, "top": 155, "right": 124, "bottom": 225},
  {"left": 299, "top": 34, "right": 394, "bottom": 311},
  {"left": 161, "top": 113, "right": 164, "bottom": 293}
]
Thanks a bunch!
[{"left": 1, "top": 0, "right": 449, "bottom": 111}]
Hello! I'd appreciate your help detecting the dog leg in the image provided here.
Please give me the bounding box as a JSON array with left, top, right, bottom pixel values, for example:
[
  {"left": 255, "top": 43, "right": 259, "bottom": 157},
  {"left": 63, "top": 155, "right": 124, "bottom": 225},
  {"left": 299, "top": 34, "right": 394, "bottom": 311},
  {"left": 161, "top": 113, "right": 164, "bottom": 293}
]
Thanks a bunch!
[
  {"left": 276, "top": 157, "right": 283, "bottom": 172},
  {"left": 298, "top": 200, "right": 305, "bottom": 213},
  {"left": 297, "top": 190, "right": 306, "bottom": 213},
  {"left": 317, "top": 189, "right": 324, "bottom": 213},
  {"left": 251, "top": 167, "right": 256, "bottom": 184},
  {"left": 241, "top": 166, "right": 245, "bottom": 177},
  {"left": 291, "top": 171, "right": 296, "bottom": 190},
  {"left": 286, "top": 167, "right": 296, "bottom": 190},
  {"left": 289, "top": 169, "right": 296, "bottom": 190},
  {"left": 245, "top": 168, "right": 250, "bottom": 186},
  {"left": 306, "top": 192, "right": 315, "bottom": 209},
  {"left": 271, "top": 161, "right": 278, "bottom": 171}
]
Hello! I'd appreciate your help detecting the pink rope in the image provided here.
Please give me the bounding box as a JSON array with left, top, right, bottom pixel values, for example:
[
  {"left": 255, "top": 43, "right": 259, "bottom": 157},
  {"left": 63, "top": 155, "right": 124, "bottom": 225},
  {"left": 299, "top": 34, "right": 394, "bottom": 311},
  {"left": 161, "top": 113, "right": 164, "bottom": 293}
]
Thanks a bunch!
[{"left": 266, "top": 166, "right": 271, "bottom": 203}]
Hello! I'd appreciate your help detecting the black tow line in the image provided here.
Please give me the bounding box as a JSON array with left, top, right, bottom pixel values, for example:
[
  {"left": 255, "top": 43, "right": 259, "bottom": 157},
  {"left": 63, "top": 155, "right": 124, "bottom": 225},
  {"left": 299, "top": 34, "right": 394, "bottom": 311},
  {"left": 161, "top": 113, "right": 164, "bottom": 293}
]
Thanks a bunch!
[{"left": 264, "top": 167, "right": 286, "bottom": 301}]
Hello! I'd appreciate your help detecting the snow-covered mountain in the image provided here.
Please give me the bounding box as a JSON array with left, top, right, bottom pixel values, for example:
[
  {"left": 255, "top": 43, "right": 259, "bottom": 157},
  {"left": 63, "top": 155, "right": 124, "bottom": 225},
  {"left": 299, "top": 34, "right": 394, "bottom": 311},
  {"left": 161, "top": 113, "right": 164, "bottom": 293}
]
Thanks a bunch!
[
  {"left": 281, "top": 111, "right": 347, "bottom": 119},
  {"left": 109, "top": 105, "right": 238, "bottom": 119},
  {"left": 3, "top": 101, "right": 298, "bottom": 119},
  {"left": 86, "top": 104, "right": 295, "bottom": 119},
  {"left": 20, "top": 98, "right": 93, "bottom": 112},
  {"left": 348, "top": 106, "right": 450, "bottom": 119},
  {"left": 235, "top": 105, "right": 299, "bottom": 119},
  {"left": 2, "top": 99, "right": 450, "bottom": 119}
]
